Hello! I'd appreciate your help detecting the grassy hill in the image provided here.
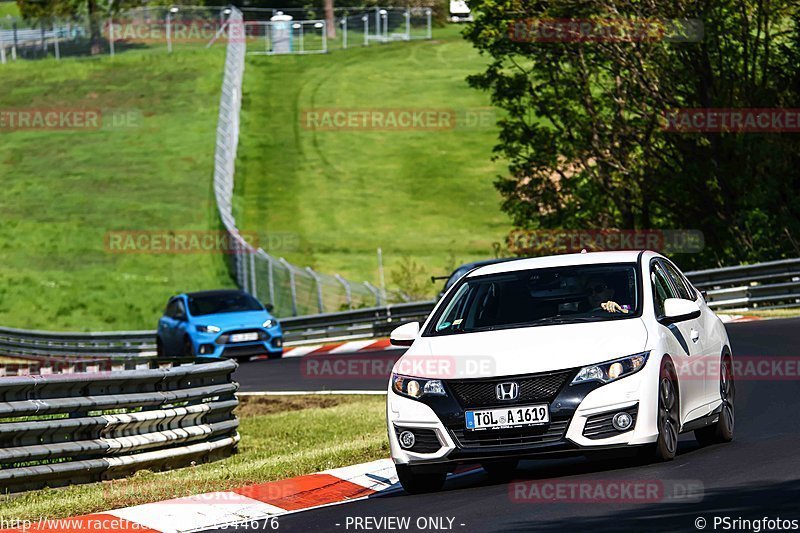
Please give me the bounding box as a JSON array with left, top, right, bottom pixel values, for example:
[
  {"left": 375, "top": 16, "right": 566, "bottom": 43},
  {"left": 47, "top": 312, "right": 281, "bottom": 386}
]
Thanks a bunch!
[
  {"left": 0, "top": 25, "right": 508, "bottom": 330},
  {"left": 235, "top": 25, "right": 510, "bottom": 299},
  {"left": 0, "top": 48, "right": 234, "bottom": 330}
]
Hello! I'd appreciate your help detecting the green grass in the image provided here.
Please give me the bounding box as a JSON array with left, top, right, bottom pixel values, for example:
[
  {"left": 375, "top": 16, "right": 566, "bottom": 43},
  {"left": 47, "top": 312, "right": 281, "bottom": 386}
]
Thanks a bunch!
[
  {"left": 0, "top": 395, "right": 388, "bottom": 521},
  {"left": 0, "top": 1, "right": 19, "bottom": 18},
  {"left": 236, "top": 25, "right": 510, "bottom": 297},
  {"left": 0, "top": 47, "right": 235, "bottom": 330}
]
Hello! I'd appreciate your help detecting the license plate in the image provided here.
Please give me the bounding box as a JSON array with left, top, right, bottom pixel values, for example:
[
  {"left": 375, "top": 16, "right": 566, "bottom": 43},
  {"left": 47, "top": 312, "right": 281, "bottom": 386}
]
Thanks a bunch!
[
  {"left": 230, "top": 332, "right": 259, "bottom": 343},
  {"left": 465, "top": 404, "right": 549, "bottom": 430}
]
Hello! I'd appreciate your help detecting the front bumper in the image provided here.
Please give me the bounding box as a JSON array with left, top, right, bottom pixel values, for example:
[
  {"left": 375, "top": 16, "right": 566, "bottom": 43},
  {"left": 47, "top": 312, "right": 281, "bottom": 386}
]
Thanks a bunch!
[
  {"left": 387, "top": 365, "right": 659, "bottom": 469},
  {"left": 192, "top": 327, "right": 284, "bottom": 358}
]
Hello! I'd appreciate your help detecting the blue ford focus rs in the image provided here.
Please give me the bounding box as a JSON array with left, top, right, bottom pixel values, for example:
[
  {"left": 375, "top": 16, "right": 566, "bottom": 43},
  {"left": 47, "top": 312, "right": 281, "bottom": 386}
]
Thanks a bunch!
[{"left": 157, "top": 289, "right": 283, "bottom": 362}]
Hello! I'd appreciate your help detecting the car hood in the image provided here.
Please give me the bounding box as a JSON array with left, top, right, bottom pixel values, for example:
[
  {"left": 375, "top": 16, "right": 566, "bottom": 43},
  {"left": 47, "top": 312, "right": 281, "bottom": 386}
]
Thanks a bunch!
[
  {"left": 191, "top": 310, "right": 271, "bottom": 329},
  {"left": 396, "top": 318, "right": 649, "bottom": 379}
]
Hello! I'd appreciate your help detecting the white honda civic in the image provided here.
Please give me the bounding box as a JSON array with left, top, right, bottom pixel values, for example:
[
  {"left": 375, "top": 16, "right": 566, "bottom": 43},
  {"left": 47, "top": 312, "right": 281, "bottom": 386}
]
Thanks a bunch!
[{"left": 387, "top": 251, "right": 734, "bottom": 493}]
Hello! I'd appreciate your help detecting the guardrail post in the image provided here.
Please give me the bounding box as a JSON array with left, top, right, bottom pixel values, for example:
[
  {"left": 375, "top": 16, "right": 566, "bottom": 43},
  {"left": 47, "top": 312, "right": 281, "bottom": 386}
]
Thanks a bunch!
[
  {"left": 335, "top": 274, "right": 352, "bottom": 309},
  {"left": 306, "top": 267, "right": 324, "bottom": 313},
  {"left": 425, "top": 8, "right": 431, "bottom": 39}
]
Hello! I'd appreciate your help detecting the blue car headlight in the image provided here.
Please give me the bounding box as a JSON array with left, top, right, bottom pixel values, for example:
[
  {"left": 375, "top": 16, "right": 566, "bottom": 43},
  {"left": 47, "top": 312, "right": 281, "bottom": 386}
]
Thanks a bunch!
[
  {"left": 571, "top": 352, "right": 650, "bottom": 385},
  {"left": 196, "top": 325, "right": 221, "bottom": 333},
  {"left": 391, "top": 373, "right": 447, "bottom": 399}
]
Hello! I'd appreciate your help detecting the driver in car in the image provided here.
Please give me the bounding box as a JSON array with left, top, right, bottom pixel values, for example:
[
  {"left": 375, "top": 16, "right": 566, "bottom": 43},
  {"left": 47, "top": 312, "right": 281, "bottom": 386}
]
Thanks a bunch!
[{"left": 585, "top": 277, "right": 629, "bottom": 314}]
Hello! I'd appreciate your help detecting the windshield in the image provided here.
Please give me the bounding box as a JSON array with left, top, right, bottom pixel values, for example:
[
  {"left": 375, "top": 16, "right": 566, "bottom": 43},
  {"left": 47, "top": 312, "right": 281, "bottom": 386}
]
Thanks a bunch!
[
  {"left": 188, "top": 293, "right": 263, "bottom": 316},
  {"left": 426, "top": 263, "right": 640, "bottom": 335}
]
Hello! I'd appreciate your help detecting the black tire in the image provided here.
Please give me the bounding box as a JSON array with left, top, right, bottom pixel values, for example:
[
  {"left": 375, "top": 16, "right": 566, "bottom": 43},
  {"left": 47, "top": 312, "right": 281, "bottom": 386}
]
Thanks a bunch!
[
  {"left": 156, "top": 337, "right": 164, "bottom": 357},
  {"left": 695, "top": 355, "right": 734, "bottom": 446},
  {"left": 654, "top": 359, "right": 680, "bottom": 461},
  {"left": 482, "top": 459, "right": 518, "bottom": 481},
  {"left": 183, "top": 337, "right": 195, "bottom": 358},
  {"left": 396, "top": 464, "right": 446, "bottom": 494}
]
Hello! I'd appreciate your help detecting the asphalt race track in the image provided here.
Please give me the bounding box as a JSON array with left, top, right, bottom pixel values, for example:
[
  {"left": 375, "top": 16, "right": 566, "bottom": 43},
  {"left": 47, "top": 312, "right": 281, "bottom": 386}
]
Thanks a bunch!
[
  {"left": 225, "top": 318, "right": 800, "bottom": 532},
  {"left": 234, "top": 349, "right": 405, "bottom": 392}
]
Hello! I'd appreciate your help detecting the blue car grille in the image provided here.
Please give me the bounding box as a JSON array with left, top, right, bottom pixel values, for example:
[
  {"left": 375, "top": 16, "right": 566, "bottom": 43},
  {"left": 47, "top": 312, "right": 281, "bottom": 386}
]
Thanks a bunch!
[{"left": 215, "top": 329, "right": 269, "bottom": 345}]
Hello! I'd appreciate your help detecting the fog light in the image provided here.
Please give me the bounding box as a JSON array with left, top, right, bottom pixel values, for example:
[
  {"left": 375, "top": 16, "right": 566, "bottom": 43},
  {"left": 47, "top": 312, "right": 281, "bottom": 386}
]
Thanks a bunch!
[
  {"left": 612, "top": 412, "right": 633, "bottom": 431},
  {"left": 399, "top": 430, "right": 415, "bottom": 449}
]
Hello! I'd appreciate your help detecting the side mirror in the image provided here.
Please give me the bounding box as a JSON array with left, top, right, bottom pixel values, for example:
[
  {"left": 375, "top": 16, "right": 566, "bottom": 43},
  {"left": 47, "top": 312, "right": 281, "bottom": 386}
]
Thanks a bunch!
[
  {"left": 390, "top": 321, "right": 420, "bottom": 347},
  {"left": 265, "top": 303, "right": 274, "bottom": 312},
  {"left": 661, "top": 298, "right": 701, "bottom": 324}
]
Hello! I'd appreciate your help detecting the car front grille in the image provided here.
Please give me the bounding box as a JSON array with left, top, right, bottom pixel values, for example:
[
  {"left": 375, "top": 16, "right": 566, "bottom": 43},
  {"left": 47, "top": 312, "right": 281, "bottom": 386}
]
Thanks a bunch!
[
  {"left": 448, "top": 419, "right": 569, "bottom": 449},
  {"left": 215, "top": 329, "right": 269, "bottom": 345},
  {"left": 447, "top": 370, "right": 574, "bottom": 408},
  {"left": 221, "top": 345, "right": 269, "bottom": 358}
]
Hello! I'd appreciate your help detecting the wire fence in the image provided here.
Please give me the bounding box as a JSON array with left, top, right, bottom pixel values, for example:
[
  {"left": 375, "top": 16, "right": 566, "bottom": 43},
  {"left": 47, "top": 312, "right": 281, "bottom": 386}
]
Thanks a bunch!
[
  {"left": 3, "top": 4, "right": 425, "bottom": 316},
  {"left": 0, "top": 5, "right": 432, "bottom": 62},
  {"left": 213, "top": 7, "right": 408, "bottom": 316}
]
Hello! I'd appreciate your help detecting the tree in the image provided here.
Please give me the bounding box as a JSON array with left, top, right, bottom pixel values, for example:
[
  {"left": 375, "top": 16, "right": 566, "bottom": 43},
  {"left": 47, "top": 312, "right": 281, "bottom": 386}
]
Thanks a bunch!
[{"left": 464, "top": 0, "right": 800, "bottom": 268}]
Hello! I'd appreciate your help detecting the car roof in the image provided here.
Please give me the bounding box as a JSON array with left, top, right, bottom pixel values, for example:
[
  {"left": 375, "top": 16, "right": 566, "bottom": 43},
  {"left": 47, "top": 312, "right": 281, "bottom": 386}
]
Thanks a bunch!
[
  {"left": 183, "top": 289, "right": 247, "bottom": 299},
  {"left": 467, "top": 250, "right": 660, "bottom": 278}
]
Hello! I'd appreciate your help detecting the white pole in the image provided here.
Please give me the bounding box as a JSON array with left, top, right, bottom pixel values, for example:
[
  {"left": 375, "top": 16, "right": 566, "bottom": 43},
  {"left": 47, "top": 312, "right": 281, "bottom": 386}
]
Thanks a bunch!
[
  {"left": 405, "top": 9, "right": 410, "bottom": 40},
  {"left": 426, "top": 8, "right": 431, "bottom": 39},
  {"left": 166, "top": 13, "right": 172, "bottom": 53},
  {"left": 362, "top": 15, "right": 368, "bottom": 45},
  {"left": 341, "top": 18, "right": 346, "bottom": 49},
  {"left": 0, "top": 46, "right": 6, "bottom": 65},
  {"left": 108, "top": 17, "right": 114, "bottom": 56}
]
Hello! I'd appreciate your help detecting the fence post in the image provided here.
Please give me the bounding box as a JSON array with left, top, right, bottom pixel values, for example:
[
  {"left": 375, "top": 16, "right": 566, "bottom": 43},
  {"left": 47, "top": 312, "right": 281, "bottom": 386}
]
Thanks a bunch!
[
  {"left": 268, "top": 257, "right": 275, "bottom": 307},
  {"left": 362, "top": 15, "right": 368, "bottom": 45},
  {"left": 280, "top": 258, "right": 298, "bottom": 316},
  {"left": 404, "top": 9, "right": 410, "bottom": 40},
  {"left": 1, "top": 46, "right": 6, "bottom": 65},
  {"left": 306, "top": 267, "right": 324, "bottom": 313},
  {"left": 364, "top": 281, "right": 381, "bottom": 307},
  {"left": 335, "top": 274, "right": 352, "bottom": 309},
  {"left": 54, "top": 27, "right": 60, "bottom": 60},
  {"left": 249, "top": 249, "right": 257, "bottom": 296},
  {"left": 341, "top": 17, "right": 346, "bottom": 49}
]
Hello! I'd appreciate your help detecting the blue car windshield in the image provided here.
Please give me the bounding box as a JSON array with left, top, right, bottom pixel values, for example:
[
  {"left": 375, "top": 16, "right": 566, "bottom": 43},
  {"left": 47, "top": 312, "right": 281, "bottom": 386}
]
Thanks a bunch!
[
  {"left": 426, "top": 263, "right": 640, "bottom": 336},
  {"left": 188, "top": 293, "right": 263, "bottom": 316}
]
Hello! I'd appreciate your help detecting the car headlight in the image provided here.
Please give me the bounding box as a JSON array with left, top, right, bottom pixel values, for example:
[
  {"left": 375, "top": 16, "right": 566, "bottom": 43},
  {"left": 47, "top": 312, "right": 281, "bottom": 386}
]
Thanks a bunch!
[
  {"left": 571, "top": 352, "right": 650, "bottom": 385},
  {"left": 262, "top": 319, "right": 275, "bottom": 328},
  {"left": 196, "top": 325, "right": 221, "bottom": 333},
  {"left": 391, "top": 373, "right": 447, "bottom": 399}
]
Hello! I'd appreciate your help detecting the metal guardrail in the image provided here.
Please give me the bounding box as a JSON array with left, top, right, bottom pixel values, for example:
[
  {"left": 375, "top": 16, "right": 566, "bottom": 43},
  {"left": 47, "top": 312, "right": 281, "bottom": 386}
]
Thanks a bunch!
[
  {"left": 0, "top": 259, "right": 797, "bottom": 360},
  {"left": 0, "top": 358, "right": 239, "bottom": 493},
  {"left": 686, "top": 258, "right": 800, "bottom": 311}
]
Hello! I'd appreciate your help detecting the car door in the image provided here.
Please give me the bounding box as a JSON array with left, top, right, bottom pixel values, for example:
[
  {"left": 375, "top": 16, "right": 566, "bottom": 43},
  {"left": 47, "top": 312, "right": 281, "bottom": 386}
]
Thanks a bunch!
[
  {"left": 663, "top": 259, "right": 722, "bottom": 407},
  {"left": 650, "top": 259, "right": 706, "bottom": 422}
]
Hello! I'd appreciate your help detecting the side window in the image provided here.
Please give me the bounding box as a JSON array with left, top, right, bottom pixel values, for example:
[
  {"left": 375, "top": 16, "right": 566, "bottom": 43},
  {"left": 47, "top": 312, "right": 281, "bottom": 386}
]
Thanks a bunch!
[
  {"left": 175, "top": 299, "right": 186, "bottom": 318},
  {"left": 651, "top": 263, "right": 677, "bottom": 317},
  {"left": 165, "top": 300, "right": 178, "bottom": 318},
  {"left": 662, "top": 261, "right": 695, "bottom": 301}
]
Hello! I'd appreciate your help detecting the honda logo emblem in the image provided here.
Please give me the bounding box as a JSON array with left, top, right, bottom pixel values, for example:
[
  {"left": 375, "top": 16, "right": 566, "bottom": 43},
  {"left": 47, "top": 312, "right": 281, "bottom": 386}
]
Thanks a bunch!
[{"left": 496, "top": 382, "right": 519, "bottom": 401}]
